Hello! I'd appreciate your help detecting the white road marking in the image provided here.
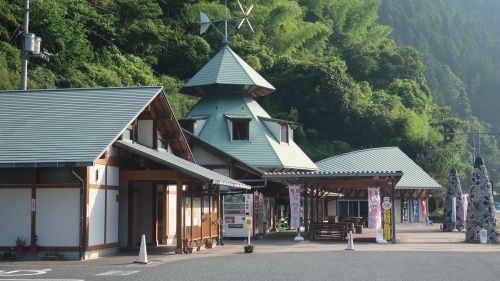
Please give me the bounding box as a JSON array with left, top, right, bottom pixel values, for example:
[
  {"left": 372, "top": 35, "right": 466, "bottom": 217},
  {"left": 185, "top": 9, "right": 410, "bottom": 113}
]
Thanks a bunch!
[
  {"left": 96, "top": 270, "right": 140, "bottom": 276},
  {"left": 0, "top": 269, "right": 51, "bottom": 277},
  {"left": 0, "top": 279, "right": 83, "bottom": 281}
]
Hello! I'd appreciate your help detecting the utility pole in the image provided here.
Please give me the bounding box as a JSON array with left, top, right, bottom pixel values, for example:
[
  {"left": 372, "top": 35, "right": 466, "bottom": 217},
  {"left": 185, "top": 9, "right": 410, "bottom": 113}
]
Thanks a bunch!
[{"left": 20, "top": 0, "right": 29, "bottom": 90}]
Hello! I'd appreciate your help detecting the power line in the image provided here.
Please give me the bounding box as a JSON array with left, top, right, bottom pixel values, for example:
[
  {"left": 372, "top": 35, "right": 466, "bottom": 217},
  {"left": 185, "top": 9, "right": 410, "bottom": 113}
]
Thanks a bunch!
[
  {"left": 80, "top": 0, "right": 119, "bottom": 15},
  {"left": 0, "top": 26, "right": 23, "bottom": 55},
  {"left": 64, "top": 11, "right": 163, "bottom": 77}
]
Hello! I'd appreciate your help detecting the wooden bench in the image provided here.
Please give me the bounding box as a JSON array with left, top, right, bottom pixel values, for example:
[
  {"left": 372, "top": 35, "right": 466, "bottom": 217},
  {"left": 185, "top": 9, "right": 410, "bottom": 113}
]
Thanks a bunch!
[{"left": 308, "top": 223, "right": 347, "bottom": 241}]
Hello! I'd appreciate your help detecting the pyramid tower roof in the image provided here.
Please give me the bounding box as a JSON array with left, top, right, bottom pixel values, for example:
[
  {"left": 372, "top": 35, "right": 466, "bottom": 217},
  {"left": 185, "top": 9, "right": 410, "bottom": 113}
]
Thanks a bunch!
[{"left": 180, "top": 46, "right": 275, "bottom": 97}]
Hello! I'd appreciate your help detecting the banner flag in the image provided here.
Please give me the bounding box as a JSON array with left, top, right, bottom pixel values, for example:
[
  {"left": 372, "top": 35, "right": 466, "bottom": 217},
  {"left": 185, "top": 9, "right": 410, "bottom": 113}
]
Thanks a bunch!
[
  {"left": 368, "top": 187, "right": 381, "bottom": 229},
  {"left": 288, "top": 185, "right": 301, "bottom": 229}
]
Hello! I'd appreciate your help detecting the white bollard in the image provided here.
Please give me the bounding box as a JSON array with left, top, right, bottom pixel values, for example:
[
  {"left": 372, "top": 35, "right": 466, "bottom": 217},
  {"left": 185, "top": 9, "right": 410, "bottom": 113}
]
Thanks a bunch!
[
  {"left": 134, "top": 234, "right": 151, "bottom": 264},
  {"left": 345, "top": 231, "right": 355, "bottom": 251}
]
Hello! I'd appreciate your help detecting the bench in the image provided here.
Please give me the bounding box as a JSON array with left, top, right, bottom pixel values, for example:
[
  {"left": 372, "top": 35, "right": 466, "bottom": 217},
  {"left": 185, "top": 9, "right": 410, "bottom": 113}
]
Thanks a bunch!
[{"left": 308, "top": 223, "right": 347, "bottom": 241}]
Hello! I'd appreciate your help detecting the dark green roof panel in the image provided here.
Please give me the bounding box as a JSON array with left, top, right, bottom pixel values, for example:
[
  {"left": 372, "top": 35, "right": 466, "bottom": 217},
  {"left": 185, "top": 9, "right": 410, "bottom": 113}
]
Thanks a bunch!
[{"left": 0, "top": 87, "right": 162, "bottom": 167}]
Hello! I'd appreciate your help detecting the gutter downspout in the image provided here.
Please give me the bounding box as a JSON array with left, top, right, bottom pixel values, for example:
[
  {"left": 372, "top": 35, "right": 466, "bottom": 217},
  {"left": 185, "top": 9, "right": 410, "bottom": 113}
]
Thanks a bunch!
[{"left": 72, "top": 170, "right": 85, "bottom": 261}]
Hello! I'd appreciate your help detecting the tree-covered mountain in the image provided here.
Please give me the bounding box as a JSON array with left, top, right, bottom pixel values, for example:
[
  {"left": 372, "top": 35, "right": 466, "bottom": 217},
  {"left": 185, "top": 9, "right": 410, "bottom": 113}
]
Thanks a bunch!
[{"left": 0, "top": 0, "right": 497, "bottom": 189}]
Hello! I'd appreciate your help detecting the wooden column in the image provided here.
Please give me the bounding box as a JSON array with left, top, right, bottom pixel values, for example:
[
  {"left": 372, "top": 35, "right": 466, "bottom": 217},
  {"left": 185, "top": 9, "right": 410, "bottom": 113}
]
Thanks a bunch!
[
  {"left": 127, "top": 181, "right": 134, "bottom": 247},
  {"left": 391, "top": 180, "right": 397, "bottom": 244},
  {"left": 209, "top": 192, "right": 212, "bottom": 238},
  {"left": 315, "top": 189, "right": 319, "bottom": 222},
  {"left": 175, "top": 178, "right": 184, "bottom": 253},
  {"left": 152, "top": 185, "right": 158, "bottom": 245},
  {"left": 303, "top": 187, "right": 309, "bottom": 238}
]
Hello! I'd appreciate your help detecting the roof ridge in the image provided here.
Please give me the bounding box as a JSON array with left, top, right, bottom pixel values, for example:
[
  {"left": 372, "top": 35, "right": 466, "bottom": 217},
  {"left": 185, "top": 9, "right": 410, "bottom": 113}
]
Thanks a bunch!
[
  {"left": 316, "top": 146, "right": 400, "bottom": 164},
  {"left": 0, "top": 86, "right": 163, "bottom": 94},
  {"left": 225, "top": 46, "right": 257, "bottom": 85}
]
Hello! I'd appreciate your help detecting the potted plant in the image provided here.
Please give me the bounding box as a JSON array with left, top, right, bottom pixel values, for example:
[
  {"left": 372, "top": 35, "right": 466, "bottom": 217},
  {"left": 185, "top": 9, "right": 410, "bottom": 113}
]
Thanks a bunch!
[
  {"left": 196, "top": 240, "right": 204, "bottom": 252},
  {"left": 244, "top": 244, "right": 254, "bottom": 253},
  {"left": 29, "top": 235, "right": 38, "bottom": 254},
  {"left": 186, "top": 243, "right": 195, "bottom": 254},
  {"left": 15, "top": 236, "right": 26, "bottom": 254},
  {"left": 205, "top": 238, "right": 216, "bottom": 249}
]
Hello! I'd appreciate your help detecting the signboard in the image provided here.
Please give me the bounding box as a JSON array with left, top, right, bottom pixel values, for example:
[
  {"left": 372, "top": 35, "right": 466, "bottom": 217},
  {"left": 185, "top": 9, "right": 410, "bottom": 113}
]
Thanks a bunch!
[
  {"left": 383, "top": 209, "right": 391, "bottom": 240},
  {"left": 368, "top": 187, "right": 381, "bottom": 229},
  {"left": 245, "top": 216, "right": 253, "bottom": 230},
  {"left": 382, "top": 201, "right": 392, "bottom": 210},
  {"left": 288, "top": 185, "right": 301, "bottom": 229}
]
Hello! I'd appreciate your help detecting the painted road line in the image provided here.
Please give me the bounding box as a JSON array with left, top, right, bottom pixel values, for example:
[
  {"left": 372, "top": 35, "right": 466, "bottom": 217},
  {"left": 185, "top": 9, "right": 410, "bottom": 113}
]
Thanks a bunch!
[
  {"left": 0, "top": 269, "right": 51, "bottom": 277},
  {"left": 96, "top": 270, "right": 140, "bottom": 276},
  {"left": 0, "top": 279, "right": 83, "bottom": 281}
]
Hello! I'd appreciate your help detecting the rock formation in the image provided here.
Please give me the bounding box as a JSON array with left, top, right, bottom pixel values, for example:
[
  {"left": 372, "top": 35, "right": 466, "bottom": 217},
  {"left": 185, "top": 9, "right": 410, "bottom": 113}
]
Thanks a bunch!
[
  {"left": 443, "top": 167, "right": 464, "bottom": 231},
  {"left": 465, "top": 157, "right": 498, "bottom": 243}
]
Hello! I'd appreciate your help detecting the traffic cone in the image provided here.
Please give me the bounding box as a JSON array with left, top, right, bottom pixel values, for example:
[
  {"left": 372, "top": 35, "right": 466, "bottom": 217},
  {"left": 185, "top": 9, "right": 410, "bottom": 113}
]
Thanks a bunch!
[
  {"left": 134, "top": 234, "right": 151, "bottom": 264},
  {"left": 345, "top": 231, "right": 355, "bottom": 251}
]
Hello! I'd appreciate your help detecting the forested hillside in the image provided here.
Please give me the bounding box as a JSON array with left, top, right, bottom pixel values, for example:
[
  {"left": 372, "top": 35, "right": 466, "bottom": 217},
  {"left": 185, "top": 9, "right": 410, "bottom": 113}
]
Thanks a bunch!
[{"left": 0, "top": 0, "right": 497, "bottom": 189}]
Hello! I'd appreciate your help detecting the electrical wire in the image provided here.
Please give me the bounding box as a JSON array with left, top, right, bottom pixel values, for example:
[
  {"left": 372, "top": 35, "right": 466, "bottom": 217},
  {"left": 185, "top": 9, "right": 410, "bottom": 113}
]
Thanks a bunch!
[
  {"left": 0, "top": 26, "right": 23, "bottom": 55},
  {"left": 64, "top": 11, "right": 163, "bottom": 77},
  {"left": 79, "top": 0, "right": 119, "bottom": 15}
]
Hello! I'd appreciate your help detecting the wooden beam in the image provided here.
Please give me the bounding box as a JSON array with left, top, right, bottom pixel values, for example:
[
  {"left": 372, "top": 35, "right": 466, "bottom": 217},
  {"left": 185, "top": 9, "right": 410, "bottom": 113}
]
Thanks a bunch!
[{"left": 120, "top": 170, "right": 177, "bottom": 181}]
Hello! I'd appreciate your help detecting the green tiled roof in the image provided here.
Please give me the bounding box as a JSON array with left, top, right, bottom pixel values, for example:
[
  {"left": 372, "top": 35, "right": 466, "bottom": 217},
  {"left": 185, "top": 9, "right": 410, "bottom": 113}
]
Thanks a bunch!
[
  {"left": 186, "top": 94, "right": 317, "bottom": 171},
  {"left": 180, "top": 46, "right": 275, "bottom": 97},
  {"left": 316, "top": 147, "right": 442, "bottom": 190},
  {"left": 0, "top": 87, "right": 162, "bottom": 167},
  {"left": 115, "top": 140, "right": 250, "bottom": 190}
]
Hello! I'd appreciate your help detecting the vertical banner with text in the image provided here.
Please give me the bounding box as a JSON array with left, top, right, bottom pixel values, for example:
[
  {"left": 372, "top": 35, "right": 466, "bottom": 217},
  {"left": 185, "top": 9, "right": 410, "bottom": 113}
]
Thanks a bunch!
[
  {"left": 368, "top": 187, "right": 381, "bottom": 229},
  {"left": 288, "top": 185, "right": 301, "bottom": 229}
]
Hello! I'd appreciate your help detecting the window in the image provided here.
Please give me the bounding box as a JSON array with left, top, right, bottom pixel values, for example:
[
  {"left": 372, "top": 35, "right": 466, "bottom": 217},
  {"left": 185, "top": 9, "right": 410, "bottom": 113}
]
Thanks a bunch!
[
  {"left": 232, "top": 120, "right": 249, "bottom": 140},
  {"left": 179, "top": 120, "right": 195, "bottom": 134},
  {"left": 280, "top": 124, "right": 289, "bottom": 143}
]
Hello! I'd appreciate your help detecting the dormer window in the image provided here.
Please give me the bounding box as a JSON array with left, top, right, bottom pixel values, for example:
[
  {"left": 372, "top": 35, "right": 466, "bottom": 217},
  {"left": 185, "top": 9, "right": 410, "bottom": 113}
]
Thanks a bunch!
[
  {"left": 232, "top": 120, "right": 249, "bottom": 140},
  {"left": 225, "top": 114, "right": 252, "bottom": 141},
  {"left": 179, "top": 116, "right": 208, "bottom": 136},
  {"left": 280, "top": 124, "right": 289, "bottom": 143},
  {"left": 259, "top": 116, "right": 295, "bottom": 144}
]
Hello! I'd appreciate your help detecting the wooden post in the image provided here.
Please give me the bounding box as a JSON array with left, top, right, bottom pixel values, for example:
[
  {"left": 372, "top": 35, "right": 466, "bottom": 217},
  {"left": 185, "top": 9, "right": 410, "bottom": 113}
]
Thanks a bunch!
[
  {"left": 152, "top": 185, "right": 158, "bottom": 245},
  {"left": 303, "top": 186, "right": 309, "bottom": 238},
  {"left": 175, "top": 178, "right": 184, "bottom": 254},
  {"left": 127, "top": 181, "right": 134, "bottom": 247},
  {"left": 315, "top": 189, "right": 319, "bottom": 222},
  {"left": 391, "top": 179, "right": 397, "bottom": 244}
]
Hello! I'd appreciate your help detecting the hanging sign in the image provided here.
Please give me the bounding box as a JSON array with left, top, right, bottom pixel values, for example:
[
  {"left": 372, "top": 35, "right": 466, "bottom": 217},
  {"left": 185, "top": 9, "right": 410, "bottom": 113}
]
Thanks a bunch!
[
  {"left": 288, "top": 185, "right": 301, "bottom": 229},
  {"left": 368, "top": 187, "right": 381, "bottom": 229},
  {"left": 383, "top": 209, "right": 391, "bottom": 240},
  {"left": 382, "top": 201, "right": 392, "bottom": 210},
  {"left": 480, "top": 228, "right": 487, "bottom": 244}
]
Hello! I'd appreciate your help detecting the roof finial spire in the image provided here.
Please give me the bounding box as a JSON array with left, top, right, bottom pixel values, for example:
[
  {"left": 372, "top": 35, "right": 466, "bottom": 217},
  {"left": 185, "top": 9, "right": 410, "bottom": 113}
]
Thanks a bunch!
[{"left": 199, "top": 0, "right": 254, "bottom": 46}]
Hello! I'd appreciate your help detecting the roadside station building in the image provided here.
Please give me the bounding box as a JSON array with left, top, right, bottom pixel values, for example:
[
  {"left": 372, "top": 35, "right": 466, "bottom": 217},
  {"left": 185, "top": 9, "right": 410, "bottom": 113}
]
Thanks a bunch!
[{"left": 0, "top": 87, "right": 248, "bottom": 260}]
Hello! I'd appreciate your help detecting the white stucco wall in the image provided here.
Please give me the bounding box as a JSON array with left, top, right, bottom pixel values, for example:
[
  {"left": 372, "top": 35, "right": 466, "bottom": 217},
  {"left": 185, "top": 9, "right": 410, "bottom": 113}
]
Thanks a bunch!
[
  {"left": 88, "top": 189, "right": 105, "bottom": 246},
  {"left": 89, "top": 164, "right": 106, "bottom": 185},
  {"left": 106, "top": 166, "right": 119, "bottom": 186},
  {"left": 138, "top": 120, "right": 154, "bottom": 148},
  {"left": 36, "top": 188, "right": 79, "bottom": 247},
  {"left": 106, "top": 189, "right": 119, "bottom": 244},
  {"left": 0, "top": 189, "right": 31, "bottom": 246}
]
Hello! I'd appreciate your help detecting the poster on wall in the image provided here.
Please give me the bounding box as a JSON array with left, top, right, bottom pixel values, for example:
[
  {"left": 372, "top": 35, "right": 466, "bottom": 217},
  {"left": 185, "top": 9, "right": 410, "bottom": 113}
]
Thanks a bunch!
[
  {"left": 368, "top": 187, "right": 382, "bottom": 229},
  {"left": 288, "top": 185, "right": 301, "bottom": 229},
  {"left": 401, "top": 196, "right": 409, "bottom": 222},
  {"left": 412, "top": 197, "right": 419, "bottom": 223}
]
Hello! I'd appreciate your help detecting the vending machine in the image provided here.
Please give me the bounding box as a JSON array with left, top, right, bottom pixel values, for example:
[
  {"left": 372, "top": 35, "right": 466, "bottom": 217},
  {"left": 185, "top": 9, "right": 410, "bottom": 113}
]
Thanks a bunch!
[{"left": 223, "top": 192, "right": 265, "bottom": 237}]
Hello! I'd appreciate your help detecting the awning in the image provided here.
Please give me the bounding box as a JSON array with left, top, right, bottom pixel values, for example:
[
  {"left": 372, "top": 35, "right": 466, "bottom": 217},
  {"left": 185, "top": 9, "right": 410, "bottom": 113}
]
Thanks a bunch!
[{"left": 115, "top": 140, "right": 250, "bottom": 190}]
